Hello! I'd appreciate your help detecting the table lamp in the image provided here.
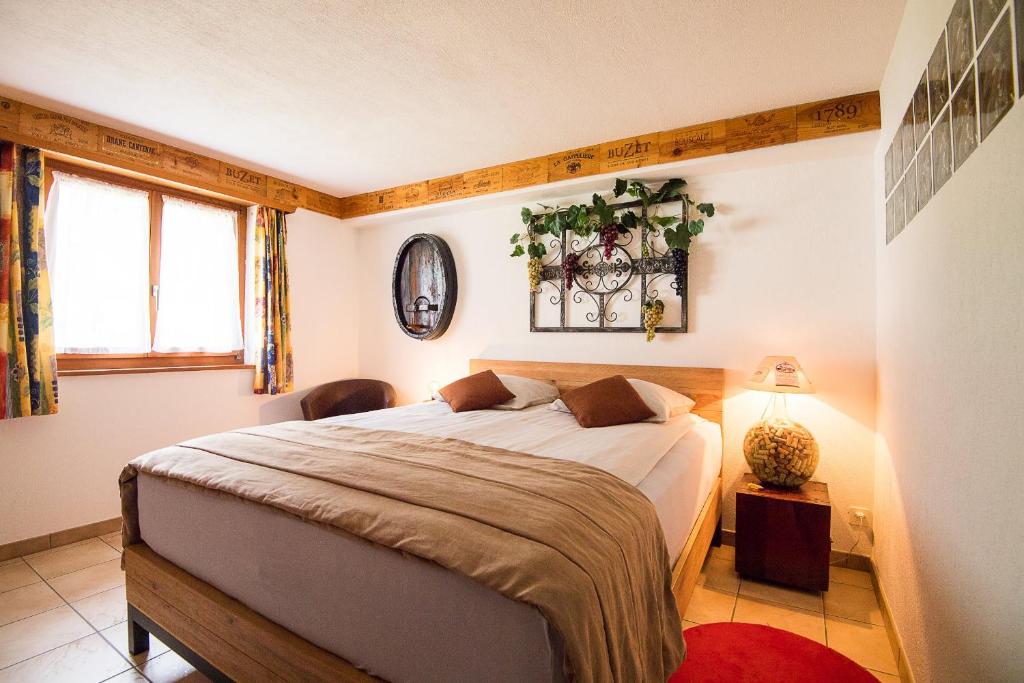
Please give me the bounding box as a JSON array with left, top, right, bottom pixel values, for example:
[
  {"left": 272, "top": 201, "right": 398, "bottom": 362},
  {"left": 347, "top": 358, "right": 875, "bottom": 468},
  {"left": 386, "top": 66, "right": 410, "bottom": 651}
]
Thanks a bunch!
[{"left": 742, "top": 356, "right": 819, "bottom": 487}]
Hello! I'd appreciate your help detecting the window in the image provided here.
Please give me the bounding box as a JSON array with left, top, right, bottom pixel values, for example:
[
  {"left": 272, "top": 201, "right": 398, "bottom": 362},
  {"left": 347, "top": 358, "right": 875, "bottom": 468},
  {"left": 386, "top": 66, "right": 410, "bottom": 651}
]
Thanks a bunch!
[
  {"left": 153, "top": 196, "right": 243, "bottom": 353},
  {"left": 44, "top": 160, "right": 247, "bottom": 373}
]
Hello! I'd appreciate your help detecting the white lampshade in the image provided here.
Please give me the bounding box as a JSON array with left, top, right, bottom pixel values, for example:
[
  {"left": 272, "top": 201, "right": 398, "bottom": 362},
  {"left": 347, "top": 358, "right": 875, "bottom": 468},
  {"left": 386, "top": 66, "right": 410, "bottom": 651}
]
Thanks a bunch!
[{"left": 744, "top": 356, "right": 815, "bottom": 394}]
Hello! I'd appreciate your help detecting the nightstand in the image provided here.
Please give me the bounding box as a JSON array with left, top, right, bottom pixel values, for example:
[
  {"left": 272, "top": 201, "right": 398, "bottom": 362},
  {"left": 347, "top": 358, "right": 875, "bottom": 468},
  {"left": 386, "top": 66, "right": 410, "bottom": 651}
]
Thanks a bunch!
[{"left": 735, "top": 472, "right": 831, "bottom": 591}]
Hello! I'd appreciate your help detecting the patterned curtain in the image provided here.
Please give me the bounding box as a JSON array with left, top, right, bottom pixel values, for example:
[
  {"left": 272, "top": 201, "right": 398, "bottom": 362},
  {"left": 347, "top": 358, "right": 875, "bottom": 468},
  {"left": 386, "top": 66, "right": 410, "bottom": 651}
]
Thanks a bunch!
[
  {"left": 0, "top": 142, "right": 58, "bottom": 418},
  {"left": 252, "top": 206, "right": 293, "bottom": 394}
]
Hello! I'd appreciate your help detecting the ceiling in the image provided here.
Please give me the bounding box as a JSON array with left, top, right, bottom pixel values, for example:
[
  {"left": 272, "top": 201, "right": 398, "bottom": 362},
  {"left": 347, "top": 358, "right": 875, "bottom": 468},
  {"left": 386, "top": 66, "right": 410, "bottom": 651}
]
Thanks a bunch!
[{"left": 0, "top": 0, "right": 904, "bottom": 197}]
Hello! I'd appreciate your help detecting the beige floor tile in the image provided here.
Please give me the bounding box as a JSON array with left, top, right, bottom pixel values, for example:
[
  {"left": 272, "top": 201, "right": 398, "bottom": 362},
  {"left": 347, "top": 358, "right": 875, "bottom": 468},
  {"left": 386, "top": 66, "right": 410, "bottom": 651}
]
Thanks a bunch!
[
  {"left": 733, "top": 596, "right": 826, "bottom": 644},
  {"left": 683, "top": 585, "right": 736, "bottom": 624},
  {"left": 826, "top": 615, "right": 898, "bottom": 675},
  {"left": 868, "top": 669, "right": 900, "bottom": 682},
  {"left": 100, "top": 622, "right": 170, "bottom": 665},
  {"left": 46, "top": 559, "right": 124, "bottom": 603},
  {"left": 0, "top": 560, "right": 41, "bottom": 593},
  {"left": 0, "top": 582, "right": 64, "bottom": 627},
  {"left": 698, "top": 556, "right": 740, "bottom": 594},
  {"left": 0, "top": 633, "right": 129, "bottom": 683},
  {"left": 104, "top": 670, "right": 151, "bottom": 683},
  {"left": 100, "top": 532, "right": 123, "bottom": 550},
  {"left": 738, "top": 578, "right": 823, "bottom": 613},
  {"left": 830, "top": 565, "right": 873, "bottom": 589},
  {"left": 0, "top": 605, "right": 93, "bottom": 669},
  {"left": 25, "top": 538, "right": 120, "bottom": 580},
  {"left": 709, "top": 544, "right": 735, "bottom": 561},
  {"left": 71, "top": 585, "right": 127, "bottom": 631},
  {"left": 825, "top": 581, "right": 883, "bottom": 625},
  {"left": 138, "top": 649, "right": 212, "bottom": 683}
]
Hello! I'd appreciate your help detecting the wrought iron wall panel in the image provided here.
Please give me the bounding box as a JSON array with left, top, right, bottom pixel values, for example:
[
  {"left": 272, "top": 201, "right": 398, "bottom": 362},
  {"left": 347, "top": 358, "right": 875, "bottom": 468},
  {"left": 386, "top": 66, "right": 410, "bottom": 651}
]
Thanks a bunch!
[{"left": 530, "top": 198, "right": 688, "bottom": 333}]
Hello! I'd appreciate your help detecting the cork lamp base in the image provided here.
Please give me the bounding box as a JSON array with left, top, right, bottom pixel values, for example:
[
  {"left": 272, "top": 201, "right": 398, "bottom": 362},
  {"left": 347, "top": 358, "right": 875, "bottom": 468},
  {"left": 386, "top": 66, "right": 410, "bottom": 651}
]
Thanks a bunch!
[{"left": 743, "top": 417, "right": 820, "bottom": 488}]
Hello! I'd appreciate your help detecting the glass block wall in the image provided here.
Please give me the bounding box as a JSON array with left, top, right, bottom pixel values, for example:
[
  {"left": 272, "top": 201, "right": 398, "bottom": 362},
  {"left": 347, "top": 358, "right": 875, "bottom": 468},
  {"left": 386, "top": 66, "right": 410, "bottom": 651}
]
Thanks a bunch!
[{"left": 884, "top": 0, "right": 1021, "bottom": 244}]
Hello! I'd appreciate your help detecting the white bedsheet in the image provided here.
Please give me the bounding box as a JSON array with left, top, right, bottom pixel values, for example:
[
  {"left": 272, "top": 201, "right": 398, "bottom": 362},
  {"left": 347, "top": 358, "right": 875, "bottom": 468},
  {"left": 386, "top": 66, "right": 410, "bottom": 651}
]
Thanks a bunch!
[
  {"left": 325, "top": 401, "right": 722, "bottom": 558},
  {"left": 324, "top": 400, "right": 703, "bottom": 486}
]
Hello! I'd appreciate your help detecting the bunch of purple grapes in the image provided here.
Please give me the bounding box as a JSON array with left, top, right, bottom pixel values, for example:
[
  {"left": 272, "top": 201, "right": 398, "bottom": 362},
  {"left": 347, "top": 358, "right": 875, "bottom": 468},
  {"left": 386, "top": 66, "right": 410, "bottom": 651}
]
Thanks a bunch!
[
  {"left": 600, "top": 224, "right": 618, "bottom": 260},
  {"left": 671, "top": 248, "right": 686, "bottom": 296},
  {"left": 562, "top": 253, "right": 579, "bottom": 291}
]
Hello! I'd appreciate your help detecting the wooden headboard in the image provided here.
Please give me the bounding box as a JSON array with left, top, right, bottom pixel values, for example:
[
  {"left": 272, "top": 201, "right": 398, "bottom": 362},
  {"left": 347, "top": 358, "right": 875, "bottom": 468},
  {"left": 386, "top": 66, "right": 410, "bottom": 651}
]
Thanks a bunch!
[{"left": 469, "top": 359, "right": 724, "bottom": 425}]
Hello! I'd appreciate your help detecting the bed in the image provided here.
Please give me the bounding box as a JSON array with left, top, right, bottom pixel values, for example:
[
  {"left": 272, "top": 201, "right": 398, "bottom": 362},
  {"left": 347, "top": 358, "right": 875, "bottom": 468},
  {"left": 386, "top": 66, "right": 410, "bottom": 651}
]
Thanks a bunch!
[{"left": 121, "top": 359, "right": 724, "bottom": 682}]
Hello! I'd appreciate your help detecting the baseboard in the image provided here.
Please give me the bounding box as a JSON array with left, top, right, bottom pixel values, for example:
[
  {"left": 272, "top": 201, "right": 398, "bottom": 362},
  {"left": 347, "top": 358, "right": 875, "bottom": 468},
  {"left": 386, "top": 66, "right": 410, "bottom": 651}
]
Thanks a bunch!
[
  {"left": 0, "top": 517, "right": 121, "bottom": 562},
  {"left": 871, "top": 558, "right": 916, "bottom": 683},
  {"left": 719, "top": 528, "right": 872, "bottom": 573}
]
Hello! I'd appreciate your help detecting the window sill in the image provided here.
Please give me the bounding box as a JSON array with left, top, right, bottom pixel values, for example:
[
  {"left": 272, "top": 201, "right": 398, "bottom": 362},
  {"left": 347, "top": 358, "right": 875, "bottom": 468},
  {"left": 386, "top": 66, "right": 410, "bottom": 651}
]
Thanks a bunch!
[{"left": 58, "top": 364, "right": 255, "bottom": 377}]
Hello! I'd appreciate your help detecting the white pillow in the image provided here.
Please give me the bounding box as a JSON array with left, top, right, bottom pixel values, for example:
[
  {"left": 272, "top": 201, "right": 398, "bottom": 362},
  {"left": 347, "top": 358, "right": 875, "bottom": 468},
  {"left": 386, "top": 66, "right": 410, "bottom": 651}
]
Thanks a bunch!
[
  {"left": 492, "top": 375, "right": 560, "bottom": 410},
  {"left": 434, "top": 374, "right": 559, "bottom": 410},
  {"left": 548, "top": 398, "right": 571, "bottom": 413},
  {"left": 548, "top": 378, "right": 695, "bottom": 423},
  {"left": 628, "top": 378, "right": 695, "bottom": 422}
]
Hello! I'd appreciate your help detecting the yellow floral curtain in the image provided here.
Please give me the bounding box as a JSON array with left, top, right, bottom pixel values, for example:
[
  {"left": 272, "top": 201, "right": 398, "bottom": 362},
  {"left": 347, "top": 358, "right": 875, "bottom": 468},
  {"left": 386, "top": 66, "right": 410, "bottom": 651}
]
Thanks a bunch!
[
  {"left": 252, "top": 206, "right": 293, "bottom": 394},
  {"left": 1, "top": 142, "right": 58, "bottom": 419}
]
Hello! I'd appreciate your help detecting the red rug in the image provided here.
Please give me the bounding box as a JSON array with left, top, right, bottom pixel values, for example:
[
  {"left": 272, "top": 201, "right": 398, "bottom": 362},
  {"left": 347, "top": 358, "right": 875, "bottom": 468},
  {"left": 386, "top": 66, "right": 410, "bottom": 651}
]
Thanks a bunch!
[{"left": 670, "top": 622, "right": 877, "bottom": 682}]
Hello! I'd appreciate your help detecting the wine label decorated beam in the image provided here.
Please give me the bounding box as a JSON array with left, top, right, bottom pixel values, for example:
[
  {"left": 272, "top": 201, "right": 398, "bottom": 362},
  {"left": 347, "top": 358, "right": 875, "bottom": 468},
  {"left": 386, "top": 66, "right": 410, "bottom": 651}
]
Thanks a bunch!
[
  {"left": 0, "top": 89, "right": 878, "bottom": 221},
  {"left": 343, "top": 90, "right": 880, "bottom": 219},
  {"left": 0, "top": 94, "right": 341, "bottom": 217}
]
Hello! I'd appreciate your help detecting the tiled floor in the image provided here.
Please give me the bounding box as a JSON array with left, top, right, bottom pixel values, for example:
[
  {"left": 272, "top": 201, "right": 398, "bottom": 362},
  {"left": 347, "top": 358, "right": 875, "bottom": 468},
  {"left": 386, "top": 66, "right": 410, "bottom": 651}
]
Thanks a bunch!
[
  {"left": 2, "top": 536, "right": 898, "bottom": 682},
  {"left": 685, "top": 544, "right": 900, "bottom": 682},
  {"left": 0, "top": 533, "right": 207, "bottom": 682}
]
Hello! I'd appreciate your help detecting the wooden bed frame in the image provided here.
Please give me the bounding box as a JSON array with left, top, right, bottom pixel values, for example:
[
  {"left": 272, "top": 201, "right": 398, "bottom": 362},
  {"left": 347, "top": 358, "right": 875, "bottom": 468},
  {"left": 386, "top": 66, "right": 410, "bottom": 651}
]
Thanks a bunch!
[{"left": 124, "top": 359, "right": 724, "bottom": 682}]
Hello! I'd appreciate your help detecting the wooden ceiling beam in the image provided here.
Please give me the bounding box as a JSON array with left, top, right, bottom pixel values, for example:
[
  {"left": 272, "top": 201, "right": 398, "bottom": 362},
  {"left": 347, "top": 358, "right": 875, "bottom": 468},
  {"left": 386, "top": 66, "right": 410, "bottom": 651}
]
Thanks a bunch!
[
  {"left": 341, "top": 91, "right": 880, "bottom": 219},
  {"left": 2, "top": 90, "right": 879, "bottom": 222},
  {"left": 0, "top": 93, "right": 341, "bottom": 217}
]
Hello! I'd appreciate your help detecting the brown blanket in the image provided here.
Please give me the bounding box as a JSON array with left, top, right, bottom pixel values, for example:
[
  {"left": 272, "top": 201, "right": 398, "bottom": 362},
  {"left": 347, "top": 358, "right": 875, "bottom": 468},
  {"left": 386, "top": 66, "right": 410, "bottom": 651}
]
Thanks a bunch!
[{"left": 120, "top": 421, "right": 684, "bottom": 682}]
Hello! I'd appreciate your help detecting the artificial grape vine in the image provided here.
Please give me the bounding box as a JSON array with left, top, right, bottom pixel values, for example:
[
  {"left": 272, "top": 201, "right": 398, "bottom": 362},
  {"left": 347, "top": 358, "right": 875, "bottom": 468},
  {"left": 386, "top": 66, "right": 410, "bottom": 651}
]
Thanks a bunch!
[
  {"left": 600, "top": 224, "right": 618, "bottom": 260},
  {"left": 509, "top": 178, "right": 716, "bottom": 339},
  {"left": 661, "top": 196, "right": 715, "bottom": 298},
  {"left": 562, "top": 253, "right": 579, "bottom": 291},
  {"left": 670, "top": 249, "right": 686, "bottom": 297},
  {"left": 527, "top": 257, "right": 542, "bottom": 292},
  {"left": 642, "top": 299, "right": 664, "bottom": 342}
]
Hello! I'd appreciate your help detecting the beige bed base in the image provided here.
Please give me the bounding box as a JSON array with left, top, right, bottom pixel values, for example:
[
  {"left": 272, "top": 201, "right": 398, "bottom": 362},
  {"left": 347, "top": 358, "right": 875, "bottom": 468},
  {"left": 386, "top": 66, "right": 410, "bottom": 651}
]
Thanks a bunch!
[{"left": 124, "top": 359, "right": 724, "bottom": 682}]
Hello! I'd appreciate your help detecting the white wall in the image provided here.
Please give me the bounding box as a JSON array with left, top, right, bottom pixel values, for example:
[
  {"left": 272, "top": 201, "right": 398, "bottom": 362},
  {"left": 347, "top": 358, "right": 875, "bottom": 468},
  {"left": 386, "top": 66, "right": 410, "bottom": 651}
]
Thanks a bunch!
[
  {"left": 0, "top": 209, "right": 359, "bottom": 545},
  {"left": 873, "top": 0, "right": 1024, "bottom": 680},
  {"left": 354, "top": 137, "right": 879, "bottom": 550}
]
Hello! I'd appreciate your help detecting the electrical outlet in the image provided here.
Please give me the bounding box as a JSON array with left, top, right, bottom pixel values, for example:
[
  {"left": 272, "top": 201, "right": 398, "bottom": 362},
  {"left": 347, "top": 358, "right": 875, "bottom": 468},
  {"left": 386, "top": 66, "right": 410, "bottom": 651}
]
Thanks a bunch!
[{"left": 848, "top": 507, "right": 872, "bottom": 530}]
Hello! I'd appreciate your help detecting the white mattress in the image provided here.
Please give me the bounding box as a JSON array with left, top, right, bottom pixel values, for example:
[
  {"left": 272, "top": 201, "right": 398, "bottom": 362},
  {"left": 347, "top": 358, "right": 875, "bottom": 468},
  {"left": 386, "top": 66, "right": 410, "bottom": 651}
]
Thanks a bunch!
[
  {"left": 634, "top": 415, "right": 721, "bottom": 559},
  {"left": 136, "top": 404, "right": 721, "bottom": 682}
]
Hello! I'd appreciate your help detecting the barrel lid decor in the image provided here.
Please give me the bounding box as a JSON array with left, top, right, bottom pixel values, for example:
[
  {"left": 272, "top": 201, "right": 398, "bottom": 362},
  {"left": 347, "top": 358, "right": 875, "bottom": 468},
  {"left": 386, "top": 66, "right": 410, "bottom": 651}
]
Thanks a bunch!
[{"left": 391, "top": 234, "right": 458, "bottom": 340}]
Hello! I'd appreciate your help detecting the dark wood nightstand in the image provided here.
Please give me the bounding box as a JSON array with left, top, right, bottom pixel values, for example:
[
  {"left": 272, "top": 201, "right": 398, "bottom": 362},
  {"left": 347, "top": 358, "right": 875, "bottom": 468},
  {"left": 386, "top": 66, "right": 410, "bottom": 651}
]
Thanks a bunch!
[{"left": 735, "top": 473, "right": 831, "bottom": 591}]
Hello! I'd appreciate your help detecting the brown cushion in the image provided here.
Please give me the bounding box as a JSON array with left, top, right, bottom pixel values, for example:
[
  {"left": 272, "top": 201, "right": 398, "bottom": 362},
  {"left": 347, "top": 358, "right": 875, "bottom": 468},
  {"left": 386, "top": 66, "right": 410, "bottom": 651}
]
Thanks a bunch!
[
  {"left": 439, "top": 370, "right": 516, "bottom": 413},
  {"left": 561, "top": 375, "right": 656, "bottom": 428}
]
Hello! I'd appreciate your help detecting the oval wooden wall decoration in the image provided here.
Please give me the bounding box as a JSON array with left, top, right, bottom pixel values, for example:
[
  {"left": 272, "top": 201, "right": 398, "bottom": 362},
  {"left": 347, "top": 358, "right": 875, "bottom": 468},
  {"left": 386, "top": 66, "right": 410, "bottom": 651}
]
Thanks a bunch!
[{"left": 392, "top": 234, "right": 458, "bottom": 340}]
